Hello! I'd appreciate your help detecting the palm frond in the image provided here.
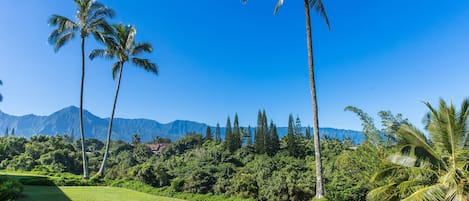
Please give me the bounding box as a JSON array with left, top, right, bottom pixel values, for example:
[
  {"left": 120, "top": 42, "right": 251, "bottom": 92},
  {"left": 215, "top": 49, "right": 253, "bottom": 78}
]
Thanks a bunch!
[
  {"left": 88, "top": 18, "right": 114, "bottom": 36},
  {"left": 444, "top": 185, "right": 468, "bottom": 201},
  {"left": 309, "top": 0, "right": 330, "bottom": 30},
  {"left": 422, "top": 111, "right": 432, "bottom": 130},
  {"left": 397, "top": 181, "right": 425, "bottom": 198},
  {"left": 125, "top": 25, "right": 136, "bottom": 51},
  {"left": 112, "top": 24, "right": 127, "bottom": 48},
  {"left": 397, "top": 125, "right": 441, "bottom": 165},
  {"left": 89, "top": 49, "right": 114, "bottom": 60},
  {"left": 370, "top": 165, "right": 403, "bottom": 182},
  {"left": 457, "top": 98, "right": 469, "bottom": 148},
  {"left": 130, "top": 43, "right": 152, "bottom": 56},
  {"left": 111, "top": 62, "right": 122, "bottom": 80},
  {"left": 101, "top": 35, "right": 119, "bottom": 51},
  {"left": 367, "top": 183, "right": 399, "bottom": 201},
  {"left": 51, "top": 32, "right": 76, "bottom": 52},
  {"left": 90, "top": 29, "right": 107, "bottom": 44},
  {"left": 388, "top": 154, "right": 417, "bottom": 167},
  {"left": 131, "top": 58, "right": 158, "bottom": 75},
  {"left": 401, "top": 184, "right": 444, "bottom": 201},
  {"left": 89, "top": 1, "right": 115, "bottom": 22},
  {"left": 48, "top": 15, "right": 78, "bottom": 32},
  {"left": 273, "top": 0, "right": 284, "bottom": 14},
  {"left": 48, "top": 15, "right": 78, "bottom": 51}
]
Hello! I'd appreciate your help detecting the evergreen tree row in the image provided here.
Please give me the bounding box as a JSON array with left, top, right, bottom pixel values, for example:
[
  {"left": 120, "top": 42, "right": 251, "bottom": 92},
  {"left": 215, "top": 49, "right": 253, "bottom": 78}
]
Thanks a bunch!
[{"left": 204, "top": 110, "right": 311, "bottom": 157}]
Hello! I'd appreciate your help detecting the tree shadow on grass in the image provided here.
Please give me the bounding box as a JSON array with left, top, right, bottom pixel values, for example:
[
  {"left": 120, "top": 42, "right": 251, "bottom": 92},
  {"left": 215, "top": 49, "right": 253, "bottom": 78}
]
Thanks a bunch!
[{"left": 3, "top": 175, "right": 72, "bottom": 201}]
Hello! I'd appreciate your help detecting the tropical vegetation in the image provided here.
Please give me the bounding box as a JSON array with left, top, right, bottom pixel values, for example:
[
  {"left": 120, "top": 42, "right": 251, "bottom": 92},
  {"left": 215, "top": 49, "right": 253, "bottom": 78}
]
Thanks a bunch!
[{"left": 1, "top": 0, "right": 465, "bottom": 201}]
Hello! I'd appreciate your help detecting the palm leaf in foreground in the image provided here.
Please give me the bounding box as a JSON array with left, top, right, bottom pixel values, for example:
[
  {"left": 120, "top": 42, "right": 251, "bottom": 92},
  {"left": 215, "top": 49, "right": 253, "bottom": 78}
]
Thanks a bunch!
[{"left": 369, "top": 99, "right": 469, "bottom": 201}]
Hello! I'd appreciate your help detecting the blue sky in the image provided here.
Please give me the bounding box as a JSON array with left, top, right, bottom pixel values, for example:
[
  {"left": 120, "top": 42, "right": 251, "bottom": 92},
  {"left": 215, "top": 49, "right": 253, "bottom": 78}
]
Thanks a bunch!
[{"left": 0, "top": 0, "right": 469, "bottom": 130}]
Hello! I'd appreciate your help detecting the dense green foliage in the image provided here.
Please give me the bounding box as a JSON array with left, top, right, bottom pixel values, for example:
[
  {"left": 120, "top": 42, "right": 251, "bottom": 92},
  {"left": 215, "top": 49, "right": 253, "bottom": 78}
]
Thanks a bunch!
[
  {"left": 0, "top": 176, "right": 23, "bottom": 201},
  {"left": 3, "top": 100, "right": 468, "bottom": 201},
  {"left": 0, "top": 132, "right": 360, "bottom": 201}
]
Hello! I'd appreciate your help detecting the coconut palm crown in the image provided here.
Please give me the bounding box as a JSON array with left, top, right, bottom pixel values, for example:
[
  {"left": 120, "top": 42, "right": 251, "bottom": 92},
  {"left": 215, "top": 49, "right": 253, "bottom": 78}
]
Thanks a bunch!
[
  {"left": 90, "top": 23, "right": 158, "bottom": 176},
  {"left": 368, "top": 99, "right": 469, "bottom": 201}
]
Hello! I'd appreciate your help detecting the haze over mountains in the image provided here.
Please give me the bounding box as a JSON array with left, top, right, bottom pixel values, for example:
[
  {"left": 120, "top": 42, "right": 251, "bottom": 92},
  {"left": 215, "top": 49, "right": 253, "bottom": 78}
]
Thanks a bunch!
[{"left": 0, "top": 106, "right": 365, "bottom": 143}]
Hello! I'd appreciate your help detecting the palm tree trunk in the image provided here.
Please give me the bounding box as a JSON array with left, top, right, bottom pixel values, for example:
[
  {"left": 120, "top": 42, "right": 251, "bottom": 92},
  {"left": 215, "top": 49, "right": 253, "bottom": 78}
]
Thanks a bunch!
[
  {"left": 80, "top": 37, "right": 89, "bottom": 179},
  {"left": 304, "top": 0, "right": 324, "bottom": 198},
  {"left": 97, "top": 64, "right": 124, "bottom": 177}
]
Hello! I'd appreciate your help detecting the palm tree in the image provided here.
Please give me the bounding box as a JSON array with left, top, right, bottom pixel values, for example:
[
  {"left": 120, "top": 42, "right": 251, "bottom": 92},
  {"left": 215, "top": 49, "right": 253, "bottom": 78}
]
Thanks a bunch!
[
  {"left": 368, "top": 99, "right": 469, "bottom": 201},
  {"left": 90, "top": 23, "right": 158, "bottom": 176},
  {"left": 273, "top": 0, "right": 330, "bottom": 198},
  {"left": 241, "top": 0, "right": 330, "bottom": 196},
  {"left": 48, "top": 0, "right": 114, "bottom": 179}
]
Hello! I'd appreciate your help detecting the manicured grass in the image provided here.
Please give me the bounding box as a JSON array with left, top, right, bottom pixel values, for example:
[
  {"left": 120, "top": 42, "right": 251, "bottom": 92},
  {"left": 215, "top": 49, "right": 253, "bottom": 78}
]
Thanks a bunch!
[
  {"left": 60, "top": 186, "right": 185, "bottom": 201},
  {"left": 17, "top": 185, "right": 71, "bottom": 201},
  {"left": 17, "top": 185, "right": 186, "bottom": 201},
  {"left": 0, "top": 170, "right": 48, "bottom": 177},
  {"left": 1, "top": 171, "right": 185, "bottom": 201}
]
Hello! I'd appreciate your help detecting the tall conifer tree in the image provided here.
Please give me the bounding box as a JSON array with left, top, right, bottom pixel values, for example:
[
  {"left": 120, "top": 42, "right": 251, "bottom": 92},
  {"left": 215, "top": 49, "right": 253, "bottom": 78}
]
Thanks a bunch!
[
  {"left": 231, "top": 114, "right": 242, "bottom": 152},
  {"left": 247, "top": 125, "right": 253, "bottom": 145},
  {"left": 206, "top": 126, "right": 213, "bottom": 141},
  {"left": 225, "top": 117, "right": 232, "bottom": 150},
  {"left": 267, "top": 121, "right": 280, "bottom": 156},
  {"left": 261, "top": 110, "right": 269, "bottom": 152},
  {"left": 305, "top": 125, "right": 312, "bottom": 140},
  {"left": 295, "top": 115, "right": 303, "bottom": 137},
  {"left": 255, "top": 111, "right": 264, "bottom": 153},
  {"left": 287, "top": 114, "right": 298, "bottom": 157},
  {"left": 215, "top": 123, "right": 221, "bottom": 143}
]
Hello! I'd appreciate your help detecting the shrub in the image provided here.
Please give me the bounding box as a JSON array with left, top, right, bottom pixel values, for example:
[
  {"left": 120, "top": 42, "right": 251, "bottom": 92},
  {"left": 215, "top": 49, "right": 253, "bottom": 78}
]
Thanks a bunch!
[
  {"left": 171, "top": 177, "right": 185, "bottom": 192},
  {"left": 19, "top": 177, "right": 54, "bottom": 186},
  {"left": 0, "top": 176, "right": 23, "bottom": 201},
  {"left": 184, "top": 169, "right": 216, "bottom": 194}
]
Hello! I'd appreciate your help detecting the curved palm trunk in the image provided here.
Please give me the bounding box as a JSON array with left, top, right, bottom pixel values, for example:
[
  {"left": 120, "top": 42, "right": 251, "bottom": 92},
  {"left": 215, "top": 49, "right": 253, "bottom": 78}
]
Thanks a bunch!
[
  {"left": 304, "top": 0, "right": 324, "bottom": 198},
  {"left": 97, "top": 64, "right": 124, "bottom": 177},
  {"left": 80, "top": 37, "right": 89, "bottom": 179}
]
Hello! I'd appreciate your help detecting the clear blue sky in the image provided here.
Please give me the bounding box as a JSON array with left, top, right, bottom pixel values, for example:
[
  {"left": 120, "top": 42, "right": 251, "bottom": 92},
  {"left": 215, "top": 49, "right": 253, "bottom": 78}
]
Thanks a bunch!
[{"left": 0, "top": 0, "right": 468, "bottom": 130}]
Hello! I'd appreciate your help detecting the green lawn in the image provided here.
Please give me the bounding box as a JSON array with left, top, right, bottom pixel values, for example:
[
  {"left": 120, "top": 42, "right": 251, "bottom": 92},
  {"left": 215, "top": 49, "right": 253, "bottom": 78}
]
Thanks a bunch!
[
  {"left": 18, "top": 185, "right": 186, "bottom": 201},
  {"left": 17, "top": 186, "right": 71, "bottom": 201}
]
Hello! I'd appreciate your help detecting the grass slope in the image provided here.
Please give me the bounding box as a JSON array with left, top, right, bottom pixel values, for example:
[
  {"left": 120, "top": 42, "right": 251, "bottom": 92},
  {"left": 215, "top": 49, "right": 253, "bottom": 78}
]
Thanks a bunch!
[{"left": 18, "top": 185, "right": 185, "bottom": 201}]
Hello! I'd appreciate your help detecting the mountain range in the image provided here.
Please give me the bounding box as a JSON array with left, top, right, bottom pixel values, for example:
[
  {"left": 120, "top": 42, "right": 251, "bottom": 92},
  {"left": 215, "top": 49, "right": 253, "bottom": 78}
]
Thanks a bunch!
[{"left": 0, "top": 106, "right": 365, "bottom": 143}]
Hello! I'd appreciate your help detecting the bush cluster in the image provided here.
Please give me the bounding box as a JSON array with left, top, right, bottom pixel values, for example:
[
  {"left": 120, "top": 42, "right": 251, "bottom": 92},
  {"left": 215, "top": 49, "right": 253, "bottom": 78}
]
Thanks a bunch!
[{"left": 0, "top": 176, "right": 23, "bottom": 201}]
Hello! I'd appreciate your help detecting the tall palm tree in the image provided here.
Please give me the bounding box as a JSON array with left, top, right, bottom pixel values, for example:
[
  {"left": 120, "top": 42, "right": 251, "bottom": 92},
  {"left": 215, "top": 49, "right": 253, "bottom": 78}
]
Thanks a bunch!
[
  {"left": 90, "top": 23, "right": 158, "bottom": 176},
  {"left": 48, "top": 0, "right": 114, "bottom": 179},
  {"left": 368, "top": 99, "right": 469, "bottom": 201},
  {"left": 274, "top": 0, "right": 330, "bottom": 198}
]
